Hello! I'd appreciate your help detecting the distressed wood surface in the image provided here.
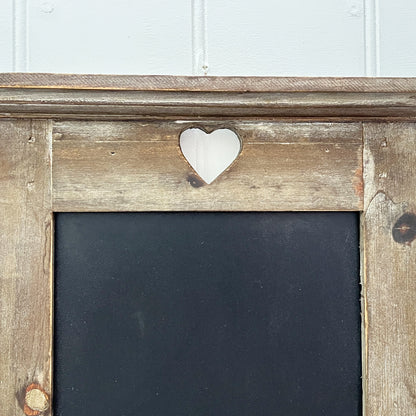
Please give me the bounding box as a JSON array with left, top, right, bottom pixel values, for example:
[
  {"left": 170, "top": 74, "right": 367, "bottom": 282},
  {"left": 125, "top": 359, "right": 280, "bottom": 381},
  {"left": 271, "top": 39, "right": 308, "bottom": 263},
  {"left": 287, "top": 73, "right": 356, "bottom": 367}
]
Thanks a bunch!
[
  {"left": 2, "top": 73, "right": 416, "bottom": 92},
  {"left": 1, "top": 88, "right": 416, "bottom": 120},
  {"left": 2, "top": 78, "right": 416, "bottom": 415},
  {"left": 363, "top": 122, "right": 416, "bottom": 415},
  {"left": 0, "top": 120, "right": 52, "bottom": 415},
  {"left": 52, "top": 120, "right": 363, "bottom": 212}
]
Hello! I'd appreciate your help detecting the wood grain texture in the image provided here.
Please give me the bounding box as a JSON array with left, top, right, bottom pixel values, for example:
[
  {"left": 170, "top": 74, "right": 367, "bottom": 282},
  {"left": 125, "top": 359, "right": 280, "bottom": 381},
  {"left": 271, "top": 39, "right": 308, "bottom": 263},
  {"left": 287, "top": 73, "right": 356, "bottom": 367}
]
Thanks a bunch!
[
  {"left": 2, "top": 79, "right": 416, "bottom": 415},
  {"left": 2, "top": 73, "right": 416, "bottom": 92},
  {"left": 0, "top": 119, "right": 52, "bottom": 415},
  {"left": 363, "top": 122, "right": 416, "bottom": 415},
  {"left": 52, "top": 120, "right": 363, "bottom": 211},
  {"left": 1, "top": 86, "right": 416, "bottom": 120}
]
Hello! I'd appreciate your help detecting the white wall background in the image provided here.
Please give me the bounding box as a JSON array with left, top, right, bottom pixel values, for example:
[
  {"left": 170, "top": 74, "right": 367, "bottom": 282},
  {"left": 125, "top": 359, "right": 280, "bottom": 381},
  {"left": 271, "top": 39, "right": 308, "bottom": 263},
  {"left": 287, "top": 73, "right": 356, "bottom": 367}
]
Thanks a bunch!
[{"left": 1, "top": 0, "right": 416, "bottom": 77}]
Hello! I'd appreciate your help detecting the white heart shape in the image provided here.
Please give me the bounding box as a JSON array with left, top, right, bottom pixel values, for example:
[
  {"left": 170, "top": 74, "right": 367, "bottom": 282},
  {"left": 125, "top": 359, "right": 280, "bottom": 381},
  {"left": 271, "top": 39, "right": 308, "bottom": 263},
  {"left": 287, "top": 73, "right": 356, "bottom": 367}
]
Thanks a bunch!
[{"left": 179, "top": 128, "right": 241, "bottom": 184}]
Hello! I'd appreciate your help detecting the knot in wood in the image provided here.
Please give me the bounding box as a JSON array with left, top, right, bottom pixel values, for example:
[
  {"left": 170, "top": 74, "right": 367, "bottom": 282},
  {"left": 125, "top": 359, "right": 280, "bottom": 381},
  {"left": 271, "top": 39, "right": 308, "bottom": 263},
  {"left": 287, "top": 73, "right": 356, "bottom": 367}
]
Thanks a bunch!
[
  {"left": 392, "top": 213, "right": 416, "bottom": 244},
  {"left": 24, "top": 384, "right": 49, "bottom": 415}
]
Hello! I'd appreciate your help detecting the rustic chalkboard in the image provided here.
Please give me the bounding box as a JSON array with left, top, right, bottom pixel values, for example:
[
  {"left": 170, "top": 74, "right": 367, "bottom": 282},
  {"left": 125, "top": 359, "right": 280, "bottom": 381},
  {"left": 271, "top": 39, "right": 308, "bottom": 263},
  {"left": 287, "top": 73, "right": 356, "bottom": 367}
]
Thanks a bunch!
[{"left": 54, "top": 212, "right": 361, "bottom": 415}]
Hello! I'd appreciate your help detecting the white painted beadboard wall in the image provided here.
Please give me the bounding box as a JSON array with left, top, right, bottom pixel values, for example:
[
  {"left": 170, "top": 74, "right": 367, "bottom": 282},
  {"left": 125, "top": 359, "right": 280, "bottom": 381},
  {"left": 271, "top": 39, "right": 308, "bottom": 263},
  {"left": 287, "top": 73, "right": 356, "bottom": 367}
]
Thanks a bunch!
[
  {"left": 2, "top": 0, "right": 415, "bottom": 179},
  {"left": 2, "top": 0, "right": 416, "bottom": 76}
]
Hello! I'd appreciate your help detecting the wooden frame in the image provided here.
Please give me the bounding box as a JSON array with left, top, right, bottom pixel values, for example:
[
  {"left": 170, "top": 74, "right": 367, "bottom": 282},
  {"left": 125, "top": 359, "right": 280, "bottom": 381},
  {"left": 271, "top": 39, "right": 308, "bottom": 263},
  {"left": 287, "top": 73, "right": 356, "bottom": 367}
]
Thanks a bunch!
[{"left": 1, "top": 73, "right": 415, "bottom": 415}]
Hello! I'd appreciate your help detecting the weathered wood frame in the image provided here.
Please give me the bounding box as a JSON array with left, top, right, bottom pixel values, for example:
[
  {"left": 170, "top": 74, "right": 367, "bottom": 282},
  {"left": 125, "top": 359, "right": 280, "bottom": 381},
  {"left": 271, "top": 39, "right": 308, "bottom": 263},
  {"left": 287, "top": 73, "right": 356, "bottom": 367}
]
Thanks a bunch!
[{"left": 1, "top": 74, "right": 416, "bottom": 416}]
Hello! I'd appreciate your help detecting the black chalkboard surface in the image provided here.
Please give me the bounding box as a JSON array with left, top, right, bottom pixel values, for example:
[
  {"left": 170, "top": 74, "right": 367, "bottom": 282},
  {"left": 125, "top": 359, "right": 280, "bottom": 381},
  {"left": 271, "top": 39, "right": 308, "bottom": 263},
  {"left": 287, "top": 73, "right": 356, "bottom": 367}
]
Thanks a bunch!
[{"left": 54, "top": 212, "right": 361, "bottom": 416}]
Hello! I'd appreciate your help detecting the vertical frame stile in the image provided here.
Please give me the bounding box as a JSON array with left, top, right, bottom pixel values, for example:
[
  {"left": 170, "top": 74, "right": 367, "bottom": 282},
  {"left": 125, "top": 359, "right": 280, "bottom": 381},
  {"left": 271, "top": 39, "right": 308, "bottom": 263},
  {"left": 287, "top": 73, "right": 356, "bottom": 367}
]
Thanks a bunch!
[
  {"left": 0, "top": 119, "right": 53, "bottom": 415},
  {"left": 49, "top": 169, "right": 54, "bottom": 416},
  {"left": 363, "top": 122, "right": 416, "bottom": 415},
  {"left": 360, "top": 120, "right": 368, "bottom": 416},
  {"left": 360, "top": 210, "right": 368, "bottom": 416}
]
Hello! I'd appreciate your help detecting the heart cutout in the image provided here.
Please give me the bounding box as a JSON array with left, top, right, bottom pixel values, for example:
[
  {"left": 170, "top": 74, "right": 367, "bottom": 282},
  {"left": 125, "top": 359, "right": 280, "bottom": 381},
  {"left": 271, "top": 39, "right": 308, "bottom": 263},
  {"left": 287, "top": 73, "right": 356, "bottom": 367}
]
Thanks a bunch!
[{"left": 179, "top": 128, "right": 241, "bottom": 184}]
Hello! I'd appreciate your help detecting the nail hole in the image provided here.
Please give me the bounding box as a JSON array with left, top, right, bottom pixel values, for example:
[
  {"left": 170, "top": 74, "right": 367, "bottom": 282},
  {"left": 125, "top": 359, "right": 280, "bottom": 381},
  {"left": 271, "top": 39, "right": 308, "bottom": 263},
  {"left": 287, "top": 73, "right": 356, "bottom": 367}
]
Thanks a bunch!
[{"left": 187, "top": 173, "right": 205, "bottom": 188}]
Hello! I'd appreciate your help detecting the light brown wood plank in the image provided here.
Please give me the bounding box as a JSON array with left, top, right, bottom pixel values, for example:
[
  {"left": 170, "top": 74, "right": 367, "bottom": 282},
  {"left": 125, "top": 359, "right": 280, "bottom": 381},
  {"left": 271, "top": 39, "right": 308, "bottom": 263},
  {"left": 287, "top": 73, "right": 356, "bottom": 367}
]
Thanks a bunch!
[
  {"left": 2, "top": 73, "right": 416, "bottom": 93},
  {"left": 363, "top": 122, "right": 416, "bottom": 415},
  {"left": 53, "top": 120, "right": 362, "bottom": 143},
  {"left": 52, "top": 121, "right": 363, "bottom": 211},
  {"left": 0, "top": 119, "right": 52, "bottom": 415}
]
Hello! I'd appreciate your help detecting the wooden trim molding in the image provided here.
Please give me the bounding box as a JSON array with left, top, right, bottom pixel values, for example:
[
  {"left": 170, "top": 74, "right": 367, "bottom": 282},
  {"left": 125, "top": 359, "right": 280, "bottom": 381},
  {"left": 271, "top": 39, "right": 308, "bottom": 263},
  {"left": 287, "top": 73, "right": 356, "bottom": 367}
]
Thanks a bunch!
[
  {"left": 0, "top": 74, "right": 415, "bottom": 415},
  {"left": 2, "top": 73, "right": 416, "bottom": 92},
  {"left": 1, "top": 74, "right": 416, "bottom": 120}
]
